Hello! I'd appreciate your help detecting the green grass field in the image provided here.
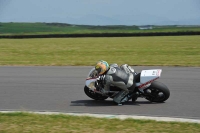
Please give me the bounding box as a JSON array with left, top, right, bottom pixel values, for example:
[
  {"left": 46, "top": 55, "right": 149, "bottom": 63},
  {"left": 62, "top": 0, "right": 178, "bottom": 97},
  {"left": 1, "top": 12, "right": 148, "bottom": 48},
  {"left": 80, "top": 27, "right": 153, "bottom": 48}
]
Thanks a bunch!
[
  {"left": 0, "top": 36, "right": 199, "bottom": 66},
  {"left": 1, "top": 22, "right": 200, "bottom": 35},
  {"left": 0, "top": 112, "right": 200, "bottom": 133}
]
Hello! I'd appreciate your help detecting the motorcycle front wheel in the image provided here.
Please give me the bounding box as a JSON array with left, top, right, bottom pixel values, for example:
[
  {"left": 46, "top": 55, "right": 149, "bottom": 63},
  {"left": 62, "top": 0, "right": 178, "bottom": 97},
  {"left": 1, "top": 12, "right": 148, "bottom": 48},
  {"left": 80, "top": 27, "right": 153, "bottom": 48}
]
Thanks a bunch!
[
  {"left": 144, "top": 81, "right": 170, "bottom": 102},
  {"left": 84, "top": 86, "right": 108, "bottom": 100}
]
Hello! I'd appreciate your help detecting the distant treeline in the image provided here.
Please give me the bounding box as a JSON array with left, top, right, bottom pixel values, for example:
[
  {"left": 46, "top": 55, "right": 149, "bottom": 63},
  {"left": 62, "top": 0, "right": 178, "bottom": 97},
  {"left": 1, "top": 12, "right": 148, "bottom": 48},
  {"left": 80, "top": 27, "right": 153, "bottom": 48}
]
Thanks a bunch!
[{"left": 0, "top": 32, "right": 200, "bottom": 39}]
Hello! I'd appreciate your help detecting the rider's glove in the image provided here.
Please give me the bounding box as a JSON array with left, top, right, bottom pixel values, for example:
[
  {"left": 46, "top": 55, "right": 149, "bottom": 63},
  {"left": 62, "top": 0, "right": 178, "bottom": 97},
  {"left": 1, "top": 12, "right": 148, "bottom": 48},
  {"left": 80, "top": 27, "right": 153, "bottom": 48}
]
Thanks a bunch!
[
  {"left": 98, "top": 75, "right": 105, "bottom": 83},
  {"left": 95, "top": 76, "right": 106, "bottom": 94}
]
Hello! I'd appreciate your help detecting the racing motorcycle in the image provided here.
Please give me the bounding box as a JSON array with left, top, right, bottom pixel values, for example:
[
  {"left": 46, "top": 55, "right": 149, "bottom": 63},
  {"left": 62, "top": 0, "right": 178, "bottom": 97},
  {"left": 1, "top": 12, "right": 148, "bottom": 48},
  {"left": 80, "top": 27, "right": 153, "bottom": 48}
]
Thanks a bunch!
[{"left": 84, "top": 66, "right": 170, "bottom": 104}]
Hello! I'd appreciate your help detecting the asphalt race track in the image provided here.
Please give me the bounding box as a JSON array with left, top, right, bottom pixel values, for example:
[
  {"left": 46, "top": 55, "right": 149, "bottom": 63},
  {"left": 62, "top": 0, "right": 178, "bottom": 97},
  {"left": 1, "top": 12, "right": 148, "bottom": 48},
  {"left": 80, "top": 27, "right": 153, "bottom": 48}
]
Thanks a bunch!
[{"left": 0, "top": 66, "right": 200, "bottom": 120}]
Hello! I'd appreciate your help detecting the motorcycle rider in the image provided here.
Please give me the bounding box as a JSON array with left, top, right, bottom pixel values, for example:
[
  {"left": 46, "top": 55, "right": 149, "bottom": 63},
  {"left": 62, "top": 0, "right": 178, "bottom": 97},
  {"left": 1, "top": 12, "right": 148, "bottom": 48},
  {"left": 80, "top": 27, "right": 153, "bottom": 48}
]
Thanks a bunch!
[{"left": 94, "top": 60, "right": 135, "bottom": 105}]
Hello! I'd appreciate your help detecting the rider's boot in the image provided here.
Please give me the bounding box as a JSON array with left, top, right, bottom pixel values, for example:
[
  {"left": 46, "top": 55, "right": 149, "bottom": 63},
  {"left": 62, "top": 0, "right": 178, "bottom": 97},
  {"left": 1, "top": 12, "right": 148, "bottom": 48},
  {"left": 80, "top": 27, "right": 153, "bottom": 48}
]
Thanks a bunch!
[{"left": 113, "top": 90, "right": 129, "bottom": 105}]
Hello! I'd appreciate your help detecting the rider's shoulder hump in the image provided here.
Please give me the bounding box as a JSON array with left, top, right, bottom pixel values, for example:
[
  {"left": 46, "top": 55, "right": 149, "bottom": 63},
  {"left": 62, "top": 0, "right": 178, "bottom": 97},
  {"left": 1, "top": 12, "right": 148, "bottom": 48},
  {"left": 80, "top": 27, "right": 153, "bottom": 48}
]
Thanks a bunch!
[{"left": 110, "top": 63, "right": 118, "bottom": 67}]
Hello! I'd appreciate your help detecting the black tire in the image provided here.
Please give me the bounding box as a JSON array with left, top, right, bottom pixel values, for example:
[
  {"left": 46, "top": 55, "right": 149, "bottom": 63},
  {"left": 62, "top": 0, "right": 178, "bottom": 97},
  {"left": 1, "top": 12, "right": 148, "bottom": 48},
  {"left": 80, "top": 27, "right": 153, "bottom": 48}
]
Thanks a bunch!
[
  {"left": 144, "top": 81, "right": 170, "bottom": 102},
  {"left": 84, "top": 86, "right": 108, "bottom": 100}
]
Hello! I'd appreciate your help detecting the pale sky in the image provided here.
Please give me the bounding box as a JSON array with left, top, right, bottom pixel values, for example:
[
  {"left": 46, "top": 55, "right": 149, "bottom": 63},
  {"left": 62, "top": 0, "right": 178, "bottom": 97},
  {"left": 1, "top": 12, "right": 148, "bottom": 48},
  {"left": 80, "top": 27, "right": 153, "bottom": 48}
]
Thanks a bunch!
[{"left": 0, "top": 0, "right": 200, "bottom": 25}]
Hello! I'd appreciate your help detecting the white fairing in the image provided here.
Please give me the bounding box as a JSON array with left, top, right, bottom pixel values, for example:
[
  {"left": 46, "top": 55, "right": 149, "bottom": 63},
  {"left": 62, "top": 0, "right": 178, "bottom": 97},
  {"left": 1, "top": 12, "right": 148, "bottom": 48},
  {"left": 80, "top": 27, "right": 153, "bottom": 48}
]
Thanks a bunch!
[
  {"left": 140, "top": 69, "right": 162, "bottom": 84},
  {"left": 86, "top": 78, "right": 97, "bottom": 91}
]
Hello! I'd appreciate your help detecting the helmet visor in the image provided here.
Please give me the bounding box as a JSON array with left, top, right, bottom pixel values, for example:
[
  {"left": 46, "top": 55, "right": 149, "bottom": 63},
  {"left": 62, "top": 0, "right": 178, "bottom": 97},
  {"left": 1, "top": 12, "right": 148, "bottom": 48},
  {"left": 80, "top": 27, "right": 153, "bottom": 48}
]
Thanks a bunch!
[{"left": 95, "top": 67, "right": 101, "bottom": 75}]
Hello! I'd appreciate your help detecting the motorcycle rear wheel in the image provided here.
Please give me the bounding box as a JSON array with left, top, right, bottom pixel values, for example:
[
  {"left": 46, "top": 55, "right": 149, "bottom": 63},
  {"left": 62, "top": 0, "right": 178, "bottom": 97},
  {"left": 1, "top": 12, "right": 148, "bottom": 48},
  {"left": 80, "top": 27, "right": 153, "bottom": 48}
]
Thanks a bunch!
[
  {"left": 145, "top": 81, "right": 170, "bottom": 102},
  {"left": 84, "top": 86, "right": 108, "bottom": 100}
]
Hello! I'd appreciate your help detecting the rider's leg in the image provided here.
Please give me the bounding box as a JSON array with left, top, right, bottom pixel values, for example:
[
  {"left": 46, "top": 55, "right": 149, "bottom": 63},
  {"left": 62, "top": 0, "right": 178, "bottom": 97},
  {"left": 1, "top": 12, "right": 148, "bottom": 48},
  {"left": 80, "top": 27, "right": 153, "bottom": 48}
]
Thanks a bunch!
[
  {"left": 113, "top": 72, "right": 135, "bottom": 104},
  {"left": 113, "top": 90, "right": 129, "bottom": 104}
]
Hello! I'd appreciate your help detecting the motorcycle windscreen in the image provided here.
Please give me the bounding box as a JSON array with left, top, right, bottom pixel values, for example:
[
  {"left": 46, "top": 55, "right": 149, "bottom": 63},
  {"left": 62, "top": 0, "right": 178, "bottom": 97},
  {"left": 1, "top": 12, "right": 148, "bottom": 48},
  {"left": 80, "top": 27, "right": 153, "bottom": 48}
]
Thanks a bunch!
[
  {"left": 87, "top": 68, "right": 98, "bottom": 78},
  {"left": 85, "top": 79, "right": 97, "bottom": 91}
]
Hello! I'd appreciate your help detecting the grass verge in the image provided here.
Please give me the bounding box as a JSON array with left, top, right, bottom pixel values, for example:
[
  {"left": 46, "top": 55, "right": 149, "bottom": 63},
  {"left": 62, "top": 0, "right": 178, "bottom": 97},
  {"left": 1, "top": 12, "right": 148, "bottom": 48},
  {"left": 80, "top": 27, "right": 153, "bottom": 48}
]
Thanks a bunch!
[
  {"left": 0, "top": 36, "right": 200, "bottom": 66},
  {"left": 0, "top": 112, "right": 200, "bottom": 133}
]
